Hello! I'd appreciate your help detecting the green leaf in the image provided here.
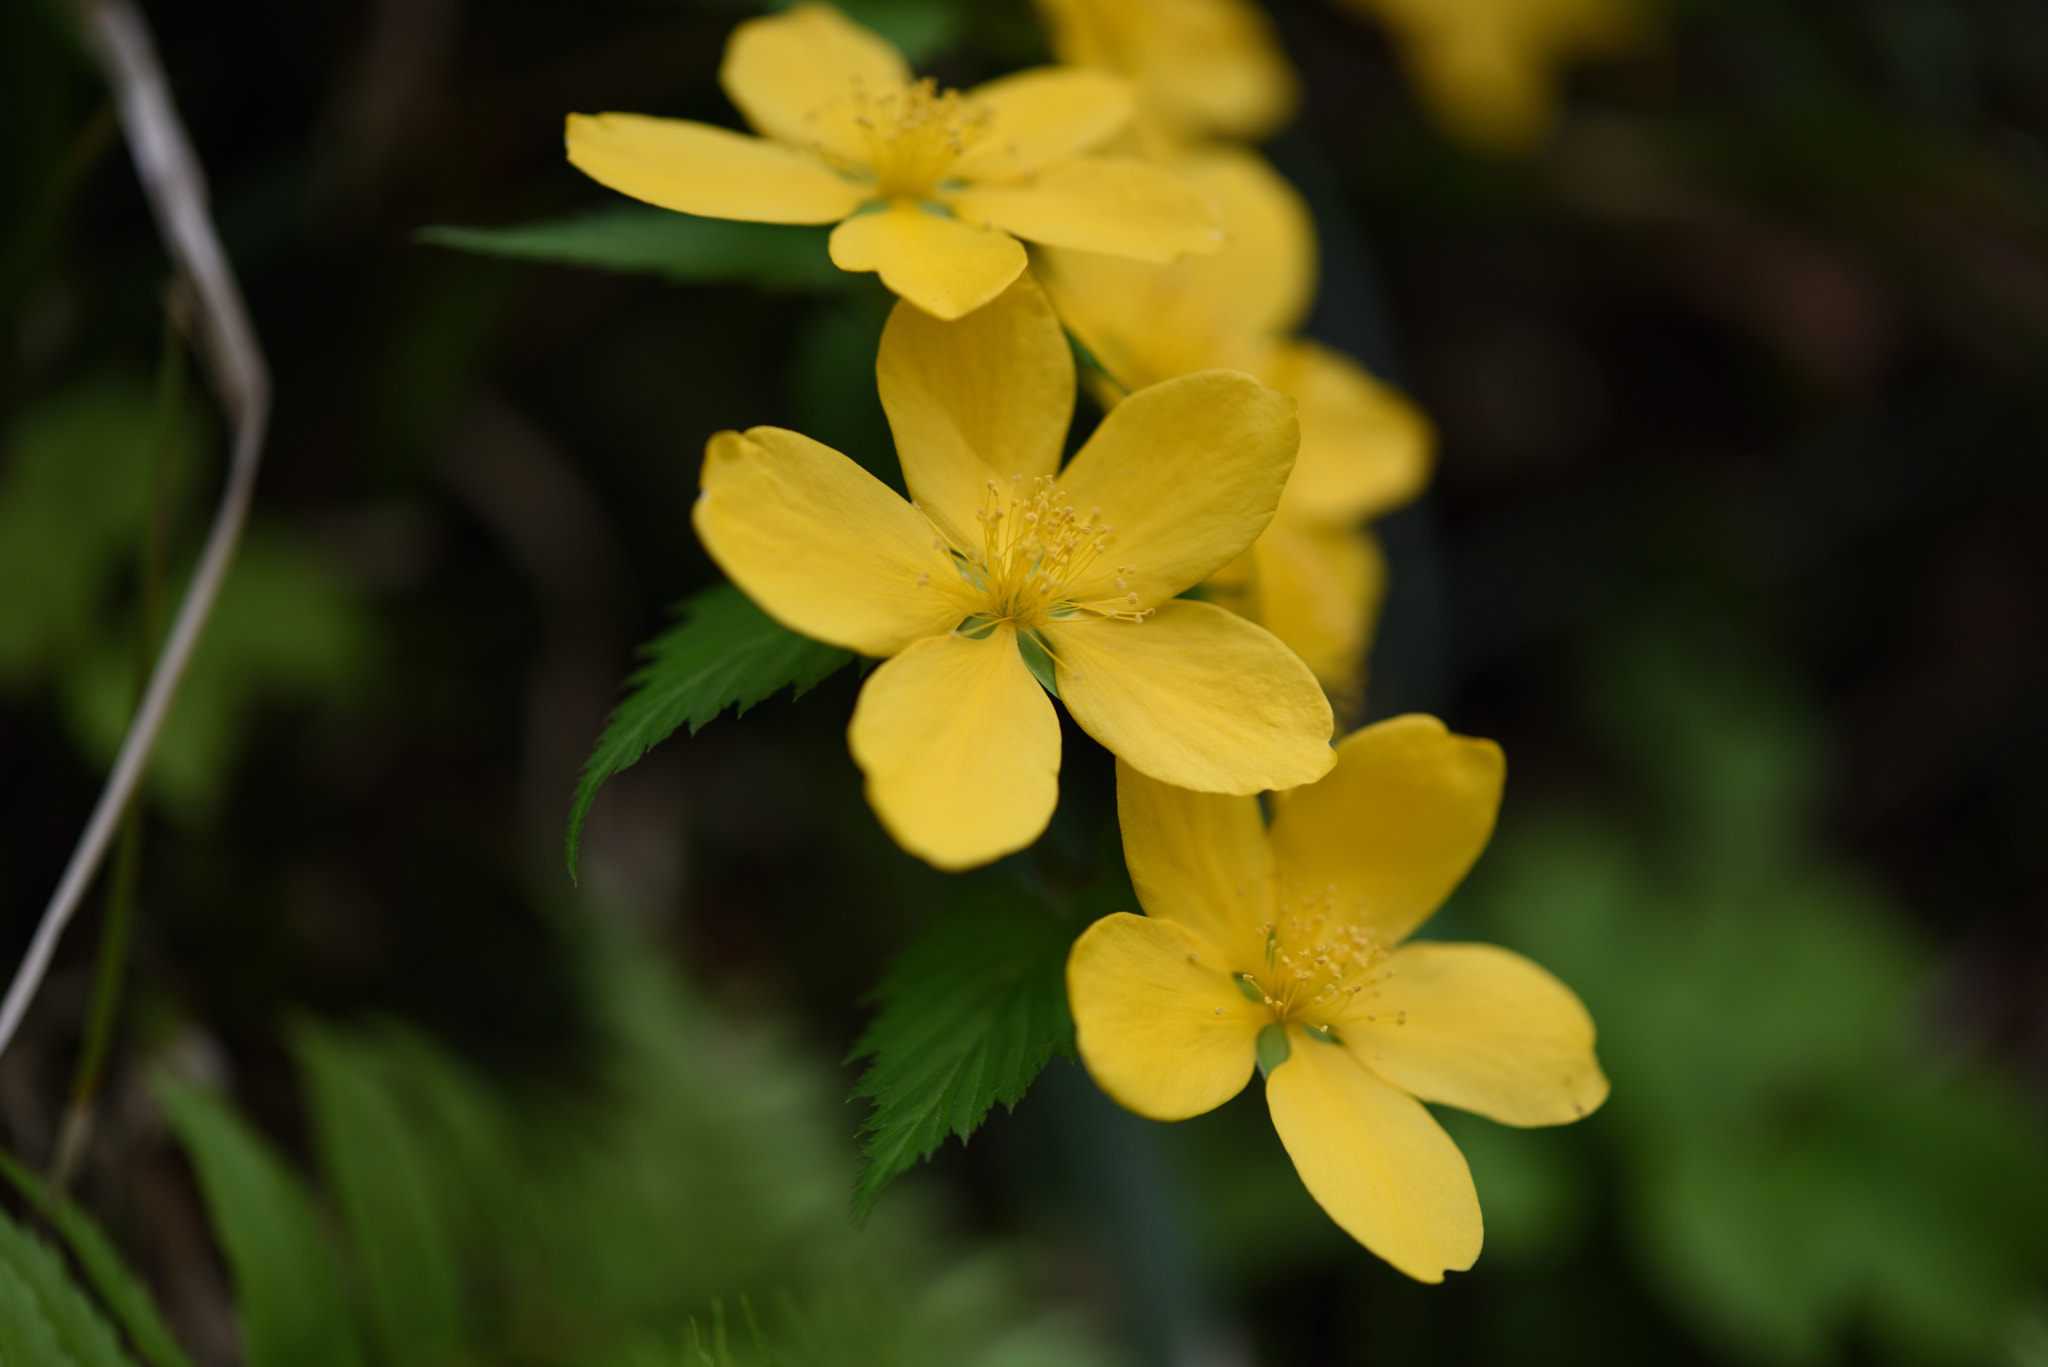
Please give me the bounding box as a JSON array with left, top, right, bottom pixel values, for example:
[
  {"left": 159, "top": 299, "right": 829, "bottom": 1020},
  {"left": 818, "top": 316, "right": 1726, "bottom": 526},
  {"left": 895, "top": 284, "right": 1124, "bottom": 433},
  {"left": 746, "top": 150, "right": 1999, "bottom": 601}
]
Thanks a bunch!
[
  {"left": 292, "top": 1022, "right": 465, "bottom": 1367},
  {"left": 157, "top": 1079, "right": 369, "bottom": 1367},
  {"left": 1016, "top": 630, "right": 1058, "bottom": 698},
  {"left": 848, "top": 891, "right": 1076, "bottom": 1221},
  {"left": 1253, "top": 1024, "right": 1290, "bottom": 1078},
  {"left": 0, "top": 1151, "right": 196, "bottom": 1367},
  {"left": 0, "top": 1259, "right": 74, "bottom": 1367},
  {"left": 0, "top": 1207, "right": 135, "bottom": 1367},
  {"left": 418, "top": 209, "right": 844, "bottom": 292},
  {"left": 566, "top": 584, "right": 852, "bottom": 878}
]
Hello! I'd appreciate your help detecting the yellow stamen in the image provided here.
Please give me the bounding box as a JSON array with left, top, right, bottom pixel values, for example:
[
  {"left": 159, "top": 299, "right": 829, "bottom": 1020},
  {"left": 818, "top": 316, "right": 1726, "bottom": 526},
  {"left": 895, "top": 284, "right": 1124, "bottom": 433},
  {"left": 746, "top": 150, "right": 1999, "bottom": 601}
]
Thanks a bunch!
[
  {"left": 950, "top": 475, "right": 1151, "bottom": 629},
  {"left": 1236, "top": 884, "right": 1393, "bottom": 1035},
  {"left": 829, "top": 76, "right": 993, "bottom": 200}
]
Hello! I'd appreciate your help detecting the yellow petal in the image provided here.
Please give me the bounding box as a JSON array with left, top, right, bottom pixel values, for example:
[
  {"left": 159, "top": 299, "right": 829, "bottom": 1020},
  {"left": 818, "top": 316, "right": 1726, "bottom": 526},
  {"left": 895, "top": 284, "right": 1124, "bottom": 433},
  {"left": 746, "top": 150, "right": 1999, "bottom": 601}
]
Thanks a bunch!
[
  {"left": 950, "top": 68, "right": 1136, "bottom": 181},
  {"left": 1047, "top": 598, "right": 1333, "bottom": 795},
  {"left": 1267, "top": 716, "right": 1503, "bottom": 946},
  {"left": 1265, "top": 1026, "right": 1482, "bottom": 1282},
  {"left": 1264, "top": 341, "right": 1435, "bottom": 524},
  {"left": 829, "top": 203, "right": 1028, "bottom": 320},
  {"left": 693, "top": 427, "right": 965, "bottom": 656},
  {"left": 1246, "top": 521, "right": 1387, "bottom": 697},
  {"left": 1036, "top": 246, "right": 1267, "bottom": 393},
  {"left": 565, "top": 113, "right": 867, "bottom": 225},
  {"left": 876, "top": 273, "right": 1072, "bottom": 547},
  {"left": 1033, "top": 0, "right": 1298, "bottom": 144},
  {"left": 1053, "top": 370, "right": 1294, "bottom": 606},
  {"left": 718, "top": 2, "right": 909, "bottom": 163},
  {"left": 1114, "top": 757, "right": 1273, "bottom": 966},
  {"left": 946, "top": 157, "right": 1223, "bottom": 263},
  {"left": 1067, "top": 912, "right": 1264, "bottom": 1120},
  {"left": 1346, "top": 941, "right": 1609, "bottom": 1127},
  {"left": 848, "top": 625, "right": 1061, "bottom": 870},
  {"left": 1176, "top": 147, "right": 1317, "bottom": 338}
]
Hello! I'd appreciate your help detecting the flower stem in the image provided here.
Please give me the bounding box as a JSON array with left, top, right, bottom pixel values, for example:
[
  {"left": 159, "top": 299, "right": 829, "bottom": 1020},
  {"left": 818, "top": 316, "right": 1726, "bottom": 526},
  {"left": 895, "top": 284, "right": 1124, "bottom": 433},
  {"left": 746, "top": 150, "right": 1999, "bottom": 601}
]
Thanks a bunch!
[{"left": 47, "top": 301, "right": 187, "bottom": 1197}]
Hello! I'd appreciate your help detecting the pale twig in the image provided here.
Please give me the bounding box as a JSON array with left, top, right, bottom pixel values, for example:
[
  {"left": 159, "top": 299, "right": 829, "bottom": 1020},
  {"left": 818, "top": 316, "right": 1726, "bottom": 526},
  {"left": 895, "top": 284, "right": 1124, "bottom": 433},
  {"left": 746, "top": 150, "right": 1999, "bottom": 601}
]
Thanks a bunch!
[{"left": 0, "top": 0, "right": 271, "bottom": 1062}]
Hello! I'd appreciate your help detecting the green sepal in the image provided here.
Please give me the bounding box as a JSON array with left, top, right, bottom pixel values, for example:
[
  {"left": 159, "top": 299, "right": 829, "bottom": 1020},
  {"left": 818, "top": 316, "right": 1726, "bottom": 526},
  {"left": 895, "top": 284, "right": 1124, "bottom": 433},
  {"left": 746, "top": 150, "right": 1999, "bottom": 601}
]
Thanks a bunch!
[
  {"left": 1255, "top": 1023, "right": 1291, "bottom": 1078},
  {"left": 955, "top": 615, "right": 1000, "bottom": 640},
  {"left": 1017, "top": 629, "right": 1060, "bottom": 697},
  {"left": 1235, "top": 976, "right": 1265, "bottom": 1004}
]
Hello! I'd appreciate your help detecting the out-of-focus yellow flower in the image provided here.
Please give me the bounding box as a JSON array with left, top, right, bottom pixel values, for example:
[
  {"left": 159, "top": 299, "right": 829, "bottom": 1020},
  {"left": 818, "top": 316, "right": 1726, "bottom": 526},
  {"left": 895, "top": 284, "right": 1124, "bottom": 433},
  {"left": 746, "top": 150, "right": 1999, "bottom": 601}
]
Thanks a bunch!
[
  {"left": 1033, "top": 0, "right": 1298, "bottom": 150},
  {"left": 1067, "top": 715, "right": 1608, "bottom": 1280},
  {"left": 693, "top": 274, "right": 1334, "bottom": 871},
  {"left": 1039, "top": 149, "right": 1432, "bottom": 700},
  {"left": 565, "top": 3, "right": 1224, "bottom": 320},
  {"left": 1340, "top": 0, "right": 1655, "bottom": 153}
]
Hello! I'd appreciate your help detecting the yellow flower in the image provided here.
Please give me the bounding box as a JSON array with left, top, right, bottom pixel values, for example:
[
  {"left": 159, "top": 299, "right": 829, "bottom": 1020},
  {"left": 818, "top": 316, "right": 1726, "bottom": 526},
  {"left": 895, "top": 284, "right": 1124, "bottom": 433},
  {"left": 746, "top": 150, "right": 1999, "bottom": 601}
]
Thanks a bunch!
[
  {"left": 1067, "top": 716, "right": 1608, "bottom": 1280},
  {"left": 564, "top": 3, "right": 1225, "bottom": 320},
  {"left": 692, "top": 273, "right": 1334, "bottom": 871},
  {"left": 1338, "top": 0, "right": 1655, "bottom": 152},
  {"left": 1032, "top": 0, "right": 1298, "bottom": 151},
  {"left": 1039, "top": 149, "right": 1432, "bottom": 698}
]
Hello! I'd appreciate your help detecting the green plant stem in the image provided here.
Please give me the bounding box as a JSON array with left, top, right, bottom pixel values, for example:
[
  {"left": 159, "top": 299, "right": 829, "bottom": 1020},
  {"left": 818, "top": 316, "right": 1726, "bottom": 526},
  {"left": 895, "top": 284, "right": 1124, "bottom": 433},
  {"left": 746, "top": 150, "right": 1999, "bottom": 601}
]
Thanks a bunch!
[{"left": 47, "top": 305, "right": 187, "bottom": 1195}]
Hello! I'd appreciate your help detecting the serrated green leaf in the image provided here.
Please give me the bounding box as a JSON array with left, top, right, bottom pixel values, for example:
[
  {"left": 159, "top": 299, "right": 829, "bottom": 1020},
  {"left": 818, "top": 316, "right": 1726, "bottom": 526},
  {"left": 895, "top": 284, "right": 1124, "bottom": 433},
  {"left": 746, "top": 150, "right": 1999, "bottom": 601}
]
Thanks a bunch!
[
  {"left": 0, "top": 1258, "right": 75, "bottom": 1367},
  {"left": 566, "top": 584, "right": 852, "bottom": 877},
  {"left": 418, "top": 210, "right": 844, "bottom": 292},
  {"left": 848, "top": 892, "right": 1076, "bottom": 1221},
  {"left": 0, "top": 1152, "right": 189, "bottom": 1367},
  {"left": 293, "top": 1022, "right": 465, "bottom": 1367},
  {"left": 157, "top": 1080, "right": 368, "bottom": 1367},
  {"left": 0, "top": 1207, "right": 134, "bottom": 1367}
]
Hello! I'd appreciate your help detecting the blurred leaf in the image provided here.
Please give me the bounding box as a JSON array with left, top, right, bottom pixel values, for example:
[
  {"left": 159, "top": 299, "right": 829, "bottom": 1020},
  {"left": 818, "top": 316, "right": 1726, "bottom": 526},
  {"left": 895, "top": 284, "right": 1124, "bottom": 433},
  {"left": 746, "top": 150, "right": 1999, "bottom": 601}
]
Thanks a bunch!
[
  {"left": 848, "top": 893, "right": 1076, "bottom": 1221},
  {"left": 0, "top": 373, "right": 193, "bottom": 682},
  {"left": 1635, "top": 1132, "right": 1852, "bottom": 1366},
  {"left": 158, "top": 1079, "right": 369, "bottom": 1367},
  {"left": 0, "top": 1151, "right": 198, "bottom": 1367},
  {"left": 1582, "top": 615, "right": 1826, "bottom": 886},
  {"left": 293, "top": 1021, "right": 466, "bottom": 1367},
  {"left": 0, "top": 1259, "right": 74, "bottom": 1367},
  {"left": 0, "top": 1206, "right": 136, "bottom": 1367},
  {"left": 65, "top": 529, "right": 370, "bottom": 819},
  {"left": 567, "top": 584, "right": 852, "bottom": 877},
  {"left": 1464, "top": 612, "right": 2048, "bottom": 1365},
  {"left": 1859, "top": 1074, "right": 2048, "bottom": 1364},
  {"left": 419, "top": 209, "right": 844, "bottom": 292},
  {"left": 1433, "top": 1111, "right": 1589, "bottom": 1267}
]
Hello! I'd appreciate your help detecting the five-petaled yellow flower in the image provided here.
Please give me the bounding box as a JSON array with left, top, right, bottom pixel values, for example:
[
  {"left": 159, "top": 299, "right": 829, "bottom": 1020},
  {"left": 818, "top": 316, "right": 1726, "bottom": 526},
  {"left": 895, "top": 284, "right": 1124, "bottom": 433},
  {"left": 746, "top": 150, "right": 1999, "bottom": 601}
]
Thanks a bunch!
[
  {"left": 1032, "top": 0, "right": 1298, "bottom": 152},
  {"left": 693, "top": 273, "right": 1335, "bottom": 871},
  {"left": 565, "top": 3, "right": 1225, "bottom": 320},
  {"left": 1041, "top": 150, "right": 1432, "bottom": 699},
  {"left": 1338, "top": 0, "right": 1656, "bottom": 152},
  {"left": 1067, "top": 715, "right": 1608, "bottom": 1280}
]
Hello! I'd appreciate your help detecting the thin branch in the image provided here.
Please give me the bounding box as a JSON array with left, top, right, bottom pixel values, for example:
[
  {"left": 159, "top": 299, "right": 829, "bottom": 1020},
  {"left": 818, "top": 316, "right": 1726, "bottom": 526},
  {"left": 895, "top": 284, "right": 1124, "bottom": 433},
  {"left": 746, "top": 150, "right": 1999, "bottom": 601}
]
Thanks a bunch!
[{"left": 0, "top": 0, "right": 271, "bottom": 1062}]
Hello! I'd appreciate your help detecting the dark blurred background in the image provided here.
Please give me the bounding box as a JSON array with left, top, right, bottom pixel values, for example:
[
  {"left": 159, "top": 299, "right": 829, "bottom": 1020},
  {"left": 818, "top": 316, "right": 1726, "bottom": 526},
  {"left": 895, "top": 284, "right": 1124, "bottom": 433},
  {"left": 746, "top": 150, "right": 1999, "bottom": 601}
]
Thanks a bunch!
[{"left": 2, "top": 0, "right": 2045, "bottom": 1363}]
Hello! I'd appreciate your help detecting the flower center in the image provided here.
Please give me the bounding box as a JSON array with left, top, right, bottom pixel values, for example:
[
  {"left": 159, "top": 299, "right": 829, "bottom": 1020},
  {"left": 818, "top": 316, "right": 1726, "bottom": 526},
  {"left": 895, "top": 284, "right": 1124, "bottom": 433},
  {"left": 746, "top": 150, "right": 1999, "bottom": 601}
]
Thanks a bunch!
[
  {"left": 1235, "top": 885, "right": 1395, "bottom": 1038},
  {"left": 845, "top": 76, "right": 992, "bottom": 200},
  {"left": 945, "top": 475, "right": 1151, "bottom": 632}
]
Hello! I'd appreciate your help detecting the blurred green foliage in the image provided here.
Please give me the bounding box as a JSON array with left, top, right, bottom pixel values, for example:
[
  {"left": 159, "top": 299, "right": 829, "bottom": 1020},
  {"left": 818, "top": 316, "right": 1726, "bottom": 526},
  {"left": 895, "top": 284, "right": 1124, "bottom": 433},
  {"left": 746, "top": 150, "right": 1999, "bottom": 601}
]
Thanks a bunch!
[
  {"left": 148, "top": 929, "right": 1122, "bottom": 1367},
  {"left": 0, "top": 371, "right": 369, "bottom": 820},
  {"left": 1456, "top": 611, "right": 2048, "bottom": 1364},
  {"left": 3, "top": 0, "right": 2047, "bottom": 1363}
]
